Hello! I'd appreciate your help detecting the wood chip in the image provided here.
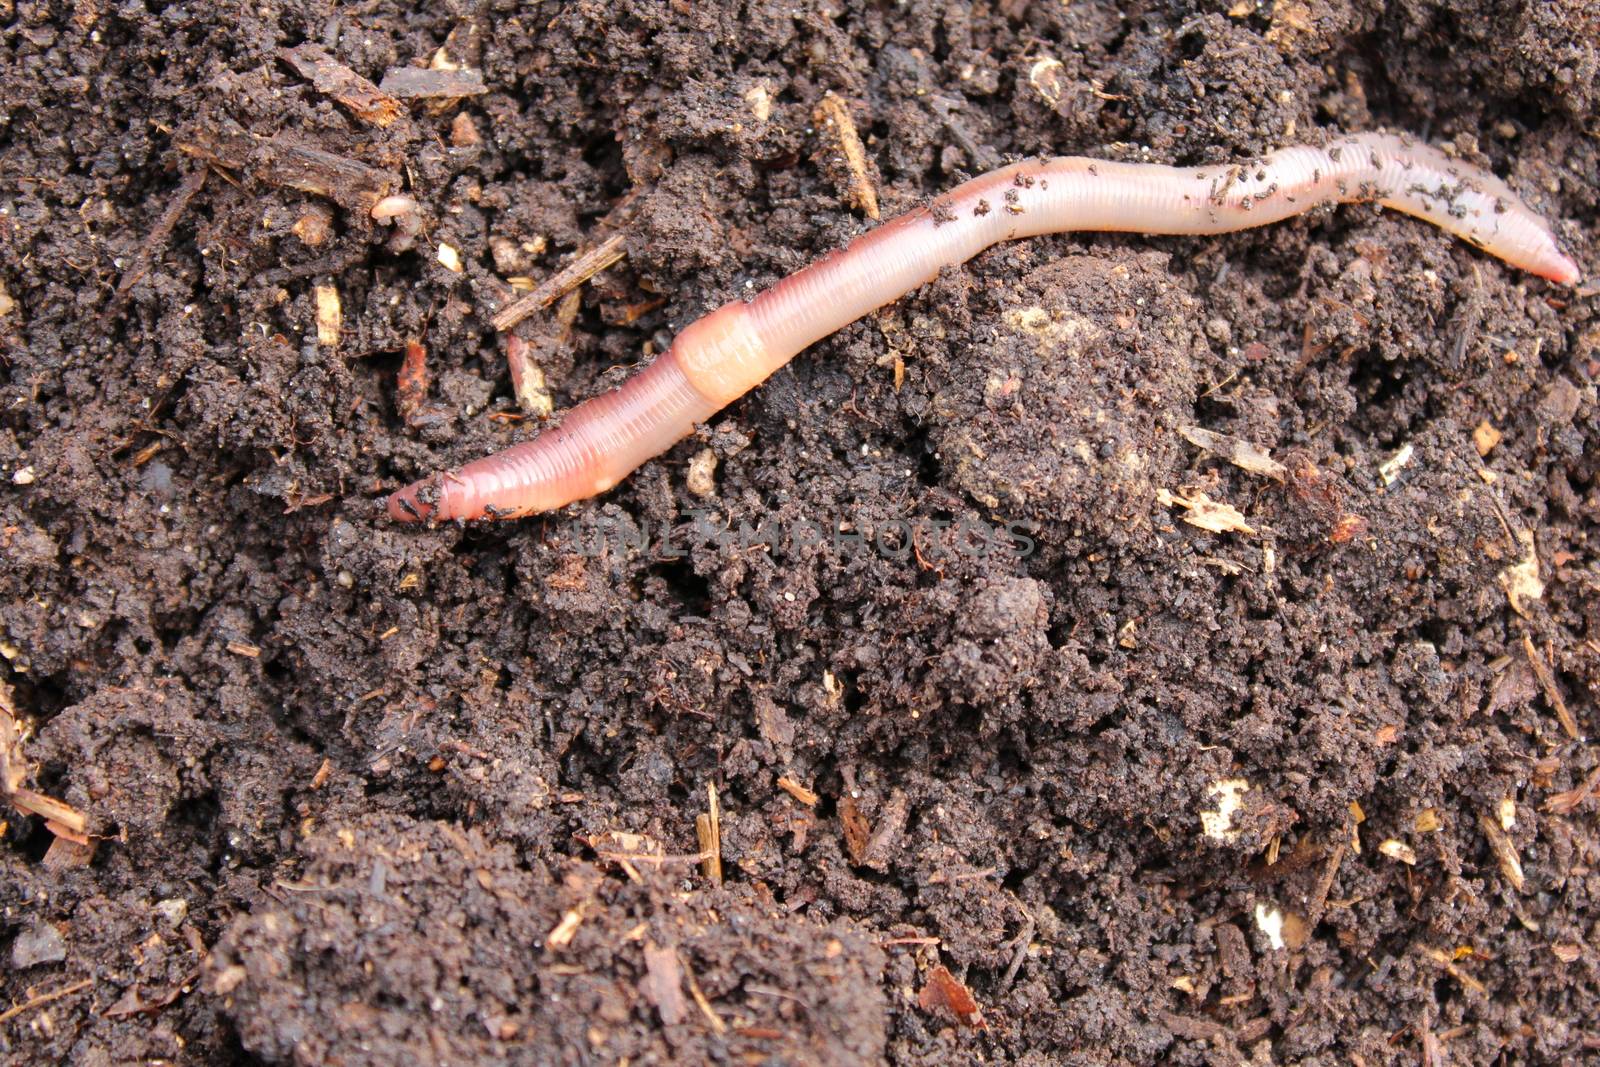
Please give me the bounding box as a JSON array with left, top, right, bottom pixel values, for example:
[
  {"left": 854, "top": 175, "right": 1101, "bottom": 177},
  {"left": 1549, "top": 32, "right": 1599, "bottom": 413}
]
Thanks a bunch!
[
  {"left": 545, "top": 907, "right": 584, "bottom": 950},
  {"left": 505, "top": 335, "right": 552, "bottom": 416},
  {"left": 491, "top": 233, "right": 627, "bottom": 332},
  {"left": 378, "top": 65, "right": 487, "bottom": 100},
  {"left": 1328, "top": 513, "right": 1369, "bottom": 543},
  {"left": 280, "top": 44, "right": 406, "bottom": 127},
  {"left": 641, "top": 943, "right": 686, "bottom": 1027},
  {"left": 396, "top": 340, "right": 431, "bottom": 422},
  {"left": 42, "top": 836, "right": 95, "bottom": 870},
  {"left": 3, "top": 680, "right": 89, "bottom": 842},
  {"left": 1378, "top": 443, "right": 1415, "bottom": 486},
  {"left": 839, "top": 795, "right": 870, "bottom": 864},
  {"left": 1158, "top": 487, "right": 1257, "bottom": 535},
  {"left": 862, "top": 788, "right": 908, "bottom": 872},
  {"left": 1379, "top": 839, "right": 1416, "bottom": 865},
  {"left": 9, "top": 788, "right": 86, "bottom": 835},
  {"left": 45, "top": 817, "right": 90, "bottom": 846},
  {"left": 813, "top": 92, "right": 880, "bottom": 220},
  {"left": 1160, "top": 1010, "right": 1227, "bottom": 1042},
  {"left": 1499, "top": 531, "right": 1545, "bottom": 618},
  {"left": 1477, "top": 811, "right": 1525, "bottom": 892},
  {"left": 1179, "top": 425, "right": 1287, "bottom": 480},
  {"left": 1543, "top": 766, "right": 1600, "bottom": 815},
  {"left": 777, "top": 775, "right": 818, "bottom": 806},
  {"left": 1522, "top": 633, "right": 1579, "bottom": 740},
  {"left": 917, "top": 965, "right": 987, "bottom": 1029},
  {"left": 1497, "top": 797, "right": 1517, "bottom": 832},
  {"left": 313, "top": 285, "right": 341, "bottom": 347},
  {"left": 450, "top": 111, "right": 481, "bottom": 147},
  {"left": 177, "top": 130, "right": 396, "bottom": 213}
]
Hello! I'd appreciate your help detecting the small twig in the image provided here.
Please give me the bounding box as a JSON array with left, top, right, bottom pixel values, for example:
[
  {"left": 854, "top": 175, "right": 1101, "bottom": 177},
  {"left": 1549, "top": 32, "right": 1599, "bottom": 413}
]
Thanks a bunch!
[
  {"left": 280, "top": 44, "right": 406, "bottom": 128},
  {"left": 595, "top": 850, "right": 708, "bottom": 866},
  {"left": 107, "top": 167, "right": 207, "bottom": 317},
  {"left": 254, "top": 249, "right": 367, "bottom": 287},
  {"left": 10, "top": 788, "right": 87, "bottom": 836},
  {"left": 682, "top": 956, "right": 727, "bottom": 1035},
  {"left": 1522, "top": 633, "right": 1579, "bottom": 741},
  {"left": 176, "top": 131, "right": 394, "bottom": 213},
  {"left": 746, "top": 984, "right": 805, "bottom": 1004},
  {"left": 379, "top": 66, "right": 487, "bottom": 101},
  {"left": 776, "top": 775, "right": 819, "bottom": 806},
  {"left": 696, "top": 782, "right": 723, "bottom": 886},
  {"left": 0, "top": 978, "right": 94, "bottom": 1025},
  {"left": 2, "top": 681, "right": 89, "bottom": 840},
  {"left": 1544, "top": 766, "right": 1600, "bottom": 815},
  {"left": 814, "top": 92, "right": 880, "bottom": 220},
  {"left": 998, "top": 910, "right": 1036, "bottom": 995},
  {"left": 1477, "top": 812, "right": 1526, "bottom": 892},
  {"left": 1306, "top": 839, "right": 1347, "bottom": 929},
  {"left": 491, "top": 233, "right": 627, "bottom": 332},
  {"left": 1422, "top": 947, "right": 1486, "bottom": 995}
]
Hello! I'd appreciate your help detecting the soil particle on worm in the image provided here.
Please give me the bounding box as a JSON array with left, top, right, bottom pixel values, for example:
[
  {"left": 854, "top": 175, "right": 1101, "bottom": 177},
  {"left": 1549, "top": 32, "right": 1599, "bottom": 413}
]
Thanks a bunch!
[{"left": 1, "top": 1, "right": 1597, "bottom": 1065}]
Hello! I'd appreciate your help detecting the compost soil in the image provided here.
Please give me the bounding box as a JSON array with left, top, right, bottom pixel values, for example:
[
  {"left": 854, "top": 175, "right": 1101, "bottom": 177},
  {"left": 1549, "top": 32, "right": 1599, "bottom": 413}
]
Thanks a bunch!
[{"left": 3, "top": 1, "right": 1598, "bottom": 1064}]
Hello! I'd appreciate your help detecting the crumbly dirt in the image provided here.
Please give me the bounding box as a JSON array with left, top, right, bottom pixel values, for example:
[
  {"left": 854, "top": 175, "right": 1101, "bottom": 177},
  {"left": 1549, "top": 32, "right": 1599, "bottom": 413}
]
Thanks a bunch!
[{"left": 2, "top": 1, "right": 1597, "bottom": 1064}]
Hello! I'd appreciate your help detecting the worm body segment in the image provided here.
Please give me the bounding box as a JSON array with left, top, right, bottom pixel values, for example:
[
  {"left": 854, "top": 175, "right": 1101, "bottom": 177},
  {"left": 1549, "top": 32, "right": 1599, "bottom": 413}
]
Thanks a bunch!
[{"left": 389, "top": 132, "right": 1579, "bottom": 522}]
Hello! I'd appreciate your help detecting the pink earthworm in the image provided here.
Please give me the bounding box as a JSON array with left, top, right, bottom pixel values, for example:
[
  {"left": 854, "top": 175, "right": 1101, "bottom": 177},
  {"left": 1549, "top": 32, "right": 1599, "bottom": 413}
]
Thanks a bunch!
[{"left": 388, "top": 131, "right": 1580, "bottom": 523}]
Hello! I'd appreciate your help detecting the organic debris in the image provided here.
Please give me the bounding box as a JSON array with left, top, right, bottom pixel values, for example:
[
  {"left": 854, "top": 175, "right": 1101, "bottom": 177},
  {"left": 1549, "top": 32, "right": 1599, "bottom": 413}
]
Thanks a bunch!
[
  {"left": 280, "top": 44, "right": 407, "bottom": 128},
  {"left": 1179, "top": 425, "right": 1287, "bottom": 480},
  {"left": 1158, "top": 487, "right": 1257, "bottom": 535},
  {"left": 917, "top": 965, "right": 987, "bottom": 1030},
  {"left": 492, "top": 234, "right": 627, "bottom": 332},
  {"left": 1, "top": 679, "right": 89, "bottom": 850},
  {"left": 813, "top": 92, "right": 880, "bottom": 220}
]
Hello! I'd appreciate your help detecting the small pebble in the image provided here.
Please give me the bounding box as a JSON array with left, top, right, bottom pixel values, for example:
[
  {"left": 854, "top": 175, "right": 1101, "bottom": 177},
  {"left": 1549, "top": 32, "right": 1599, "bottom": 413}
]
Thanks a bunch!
[
  {"left": 10, "top": 921, "right": 66, "bottom": 968},
  {"left": 155, "top": 898, "right": 189, "bottom": 926}
]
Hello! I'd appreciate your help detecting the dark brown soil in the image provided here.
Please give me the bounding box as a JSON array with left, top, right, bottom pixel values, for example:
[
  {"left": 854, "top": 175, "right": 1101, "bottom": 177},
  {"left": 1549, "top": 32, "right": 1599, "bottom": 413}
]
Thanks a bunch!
[{"left": 3, "top": 1, "right": 1598, "bottom": 1064}]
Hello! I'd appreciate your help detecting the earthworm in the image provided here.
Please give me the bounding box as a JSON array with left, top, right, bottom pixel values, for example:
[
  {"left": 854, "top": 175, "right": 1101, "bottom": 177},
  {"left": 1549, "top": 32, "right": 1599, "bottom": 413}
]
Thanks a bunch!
[{"left": 388, "top": 132, "right": 1580, "bottom": 522}]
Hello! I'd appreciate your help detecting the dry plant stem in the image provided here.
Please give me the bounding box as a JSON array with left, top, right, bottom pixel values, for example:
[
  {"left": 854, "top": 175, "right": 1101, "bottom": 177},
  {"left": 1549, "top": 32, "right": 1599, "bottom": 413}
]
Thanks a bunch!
[
  {"left": 492, "top": 232, "right": 628, "bottom": 332},
  {"left": 389, "top": 132, "right": 1580, "bottom": 522}
]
